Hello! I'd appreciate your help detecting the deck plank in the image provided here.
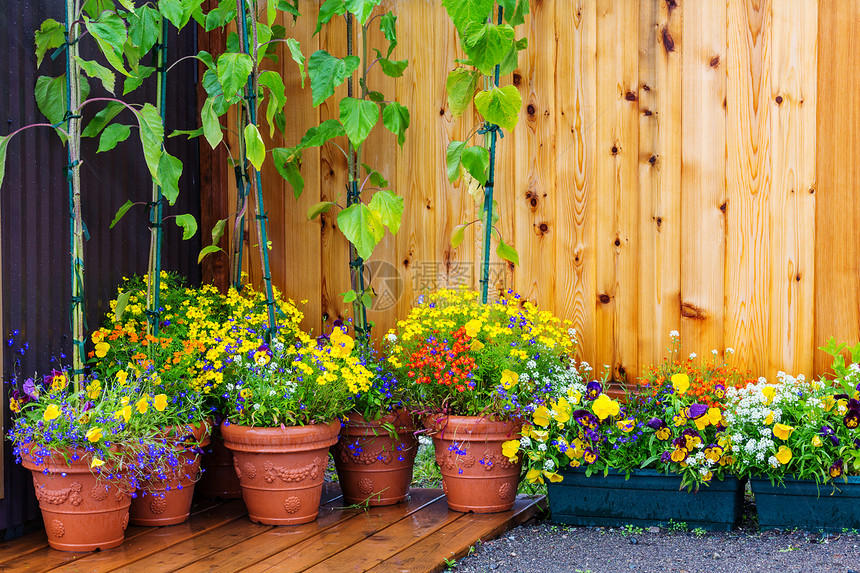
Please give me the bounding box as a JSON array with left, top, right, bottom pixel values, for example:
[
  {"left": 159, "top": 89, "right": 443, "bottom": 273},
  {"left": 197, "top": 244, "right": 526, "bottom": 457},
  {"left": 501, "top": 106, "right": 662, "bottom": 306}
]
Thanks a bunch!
[
  {"left": 367, "top": 496, "right": 545, "bottom": 573},
  {"left": 0, "top": 529, "right": 49, "bottom": 565},
  {"left": 242, "top": 490, "right": 446, "bottom": 573}
]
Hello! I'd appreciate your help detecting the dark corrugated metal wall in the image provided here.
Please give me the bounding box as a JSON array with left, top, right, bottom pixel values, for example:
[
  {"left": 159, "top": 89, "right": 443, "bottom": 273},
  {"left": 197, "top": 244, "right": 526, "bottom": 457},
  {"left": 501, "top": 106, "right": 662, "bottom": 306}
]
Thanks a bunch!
[{"left": 0, "top": 1, "right": 202, "bottom": 535}]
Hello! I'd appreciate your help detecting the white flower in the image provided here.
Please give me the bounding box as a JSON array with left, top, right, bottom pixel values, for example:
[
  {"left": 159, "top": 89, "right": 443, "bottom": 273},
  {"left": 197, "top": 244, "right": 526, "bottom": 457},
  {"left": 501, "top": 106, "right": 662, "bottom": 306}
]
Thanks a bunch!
[
  {"left": 669, "top": 330, "right": 680, "bottom": 339},
  {"left": 543, "top": 458, "right": 555, "bottom": 471},
  {"left": 768, "top": 455, "right": 779, "bottom": 468},
  {"left": 726, "top": 347, "right": 735, "bottom": 354},
  {"left": 253, "top": 403, "right": 261, "bottom": 410},
  {"left": 538, "top": 442, "right": 547, "bottom": 452},
  {"left": 689, "top": 353, "right": 697, "bottom": 360},
  {"left": 386, "top": 333, "right": 398, "bottom": 344},
  {"left": 520, "top": 436, "right": 532, "bottom": 448},
  {"left": 712, "top": 349, "right": 719, "bottom": 355}
]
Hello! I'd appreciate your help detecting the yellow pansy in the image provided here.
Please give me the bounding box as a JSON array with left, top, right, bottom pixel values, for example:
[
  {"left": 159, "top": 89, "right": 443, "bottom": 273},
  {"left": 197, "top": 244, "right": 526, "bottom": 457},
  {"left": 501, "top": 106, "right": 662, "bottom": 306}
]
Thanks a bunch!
[
  {"left": 90, "top": 457, "right": 105, "bottom": 468},
  {"left": 51, "top": 373, "right": 67, "bottom": 391},
  {"left": 773, "top": 423, "right": 794, "bottom": 441},
  {"left": 812, "top": 435, "right": 823, "bottom": 447},
  {"left": 592, "top": 394, "right": 620, "bottom": 420},
  {"left": 762, "top": 386, "right": 776, "bottom": 405},
  {"left": 707, "top": 407, "right": 722, "bottom": 426},
  {"left": 86, "top": 380, "right": 101, "bottom": 400},
  {"left": 94, "top": 341, "right": 110, "bottom": 358},
  {"left": 553, "top": 397, "right": 572, "bottom": 424},
  {"left": 764, "top": 411, "right": 774, "bottom": 425},
  {"left": 136, "top": 397, "right": 149, "bottom": 414},
  {"left": 464, "top": 319, "right": 482, "bottom": 338},
  {"left": 824, "top": 395, "right": 836, "bottom": 412},
  {"left": 567, "top": 388, "right": 582, "bottom": 405},
  {"left": 532, "top": 406, "right": 552, "bottom": 427},
  {"left": 153, "top": 394, "right": 168, "bottom": 411},
  {"left": 500, "top": 370, "right": 519, "bottom": 390},
  {"left": 501, "top": 440, "right": 520, "bottom": 462},
  {"left": 694, "top": 416, "right": 710, "bottom": 431},
  {"left": 86, "top": 427, "right": 103, "bottom": 443},
  {"left": 116, "top": 370, "right": 128, "bottom": 385},
  {"left": 671, "top": 373, "right": 690, "bottom": 395},
  {"left": 775, "top": 445, "right": 792, "bottom": 465},
  {"left": 43, "top": 404, "right": 60, "bottom": 421},
  {"left": 470, "top": 339, "right": 485, "bottom": 351},
  {"left": 114, "top": 405, "right": 132, "bottom": 423}
]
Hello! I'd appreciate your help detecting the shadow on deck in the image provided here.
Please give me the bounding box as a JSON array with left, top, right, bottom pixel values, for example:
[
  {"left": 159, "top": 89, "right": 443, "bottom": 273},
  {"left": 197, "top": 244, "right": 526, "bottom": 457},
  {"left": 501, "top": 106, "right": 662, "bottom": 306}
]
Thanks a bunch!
[{"left": 0, "top": 486, "right": 546, "bottom": 572}]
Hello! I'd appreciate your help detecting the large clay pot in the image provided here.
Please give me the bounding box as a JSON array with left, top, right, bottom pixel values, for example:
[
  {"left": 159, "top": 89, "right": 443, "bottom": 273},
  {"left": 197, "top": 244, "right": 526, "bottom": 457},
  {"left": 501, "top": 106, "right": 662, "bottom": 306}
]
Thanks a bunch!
[
  {"left": 333, "top": 410, "right": 418, "bottom": 506},
  {"left": 196, "top": 425, "right": 242, "bottom": 498},
  {"left": 21, "top": 444, "right": 131, "bottom": 552},
  {"left": 130, "top": 421, "right": 211, "bottom": 526},
  {"left": 424, "top": 415, "right": 522, "bottom": 513},
  {"left": 220, "top": 419, "right": 340, "bottom": 525}
]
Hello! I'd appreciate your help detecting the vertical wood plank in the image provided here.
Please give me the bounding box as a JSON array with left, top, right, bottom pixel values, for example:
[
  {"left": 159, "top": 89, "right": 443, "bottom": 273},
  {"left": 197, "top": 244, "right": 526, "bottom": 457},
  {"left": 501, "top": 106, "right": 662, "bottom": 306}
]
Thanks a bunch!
[
  {"left": 725, "top": 0, "right": 771, "bottom": 374},
  {"left": 637, "top": 0, "right": 682, "bottom": 370},
  {"left": 555, "top": 0, "right": 597, "bottom": 365},
  {"left": 814, "top": 0, "right": 860, "bottom": 374},
  {"left": 768, "top": 0, "right": 816, "bottom": 378},
  {"left": 595, "top": 1, "right": 639, "bottom": 381},
  {"left": 680, "top": 0, "right": 727, "bottom": 358}
]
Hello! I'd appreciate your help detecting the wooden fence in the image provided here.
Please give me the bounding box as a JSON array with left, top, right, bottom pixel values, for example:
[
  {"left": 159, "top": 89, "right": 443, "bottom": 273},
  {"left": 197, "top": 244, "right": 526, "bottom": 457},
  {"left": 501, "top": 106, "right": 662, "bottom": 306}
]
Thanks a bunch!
[{"left": 215, "top": 0, "right": 860, "bottom": 382}]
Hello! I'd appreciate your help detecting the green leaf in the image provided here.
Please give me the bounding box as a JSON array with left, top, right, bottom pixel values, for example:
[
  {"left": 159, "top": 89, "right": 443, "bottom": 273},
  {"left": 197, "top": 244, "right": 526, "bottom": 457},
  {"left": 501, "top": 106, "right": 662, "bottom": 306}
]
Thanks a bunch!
[
  {"left": 368, "top": 190, "right": 403, "bottom": 234},
  {"left": 122, "top": 64, "right": 155, "bottom": 95},
  {"left": 446, "top": 140, "right": 467, "bottom": 182},
  {"left": 114, "top": 290, "right": 133, "bottom": 321},
  {"left": 474, "top": 85, "right": 522, "bottom": 132},
  {"left": 362, "top": 163, "right": 388, "bottom": 188},
  {"left": 461, "top": 145, "right": 489, "bottom": 184},
  {"left": 376, "top": 52, "right": 408, "bottom": 78},
  {"left": 82, "top": 0, "right": 115, "bottom": 18},
  {"left": 157, "top": 151, "right": 183, "bottom": 204},
  {"left": 361, "top": 291, "right": 372, "bottom": 309},
  {"left": 128, "top": 6, "right": 161, "bottom": 54},
  {"left": 307, "top": 201, "right": 337, "bottom": 220},
  {"left": 442, "top": 0, "right": 493, "bottom": 29},
  {"left": 244, "top": 124, "right": 266, "bottom": 171},
  {"left": 497, "top": 238, "right": 519, "bottom": 265},
  {"left": 446, "top": 68, "right": 479, "bottom": 117},
  {"left": 158, "top": 0, "right": 203, "bottom": 29},
  {"left": 499, "top": 37, "right": 527, "bottom": 76},
  {"left": 315, "top": 0, "right": 346, "bottom": 36},
  {"left": 499, "top": 0, "right": 529, "bottom": 26},
  {"left": 345, "top": 0, "right": 382, "bottom": 26},
  {"left": 202, "top": 68, "right": 230, "bottom": 115},
  {"left": 286, "top": 38, "right": 306, "bottom": 88},
  {"left": 259, "top": 70, "right": 287, "bottom": 137},
  {"left": 272, "top": 147, "right": 304, "bottom": 198},
  {"left": 110, "top": 199, "right": 134, "bottom": 229},
  {"left": 368, "top": 91, "right": 384, "bottom": 103},
  {"left": 35, "top": 75, "right": 91, "bottom": 141},
  {"left": 379, "top": 12, "right": 397, "bottom": 57},
  {"left": 34, "top": 19, "right": 65, "bottom": 68},
  {"left": 198, "top": 244, "right": 224, "bottom": 264},
  {"left": 381, "top": 102, "right": 409, "bottom": 147},
  {"left": 337, "top": 203, "right": 385, "bottom": 261},
  {"left": 216, "top": 52, "right": 254, "bottom": 100},
  {"left": 339, "top": 97, "right": 378, "bottom": 147},
  {"left": 0, "top": 135, "right": 9, "bottom": 190},
  {"left": 174, "top": 213, "right": 198, "bottom": 240},
  {"left": 308, "top": 50, "right": 360, "bottom": 107},
  {"left": 97, "top": 123, "right": 131, "bottom": 153},
  {"left": 210, "top": 217, "right": 228, "bottom": 244},
  {"left": 451, "top": 224, "right": 467, "bottom": 248},
  {"left": 299, "top": 119, "right": 345, "bottom": 148},
  {"left": 204, "top": 2, "right": 235, "bottom": 31},
  {"left": 200, "top": 97, "right": 223, "bottom": 149},
  {"left": 462, "top": 22, "right": 516, "bottom": 76},
  {"left": 83, "top": 101, "right": 125, "bottom": 137},
  {"left": 76, "top": 57, "right": 116, "bottom": 95},
  {"left": 137, "top": 102, "right": 165, "bottom": 181},
  {"left": 169, "top": 127, "right": 204, "bottom": 138},
  {"left": 85, "top": 12, "right": 130, "bottom": 76},
  {"left": 342, "top": 289, "right": 357, "bottom": 303}
]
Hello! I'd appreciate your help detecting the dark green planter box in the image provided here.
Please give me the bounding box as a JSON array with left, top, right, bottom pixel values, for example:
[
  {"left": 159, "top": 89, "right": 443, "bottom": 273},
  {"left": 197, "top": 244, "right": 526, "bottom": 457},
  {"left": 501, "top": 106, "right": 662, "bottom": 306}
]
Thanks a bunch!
[
  {"left": 751, "top": 476, "right": 860, "bottom": 532},
  {"left": 547, "top": 468, "right": 744, "bottom": 531}
]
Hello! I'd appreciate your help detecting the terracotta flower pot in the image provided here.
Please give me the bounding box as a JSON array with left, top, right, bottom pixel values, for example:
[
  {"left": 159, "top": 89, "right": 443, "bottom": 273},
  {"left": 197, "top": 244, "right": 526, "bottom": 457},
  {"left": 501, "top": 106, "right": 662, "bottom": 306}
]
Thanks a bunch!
[
  {"left": 424, "top": 415, "right": 523, "bottom": 513},
  {"left": 333, "top": 410, "right": 418, "bottom": 506},
  {"left": 130, "top": 421, "right": 211, "bottom": 526},
  {"left": 21, "top": 444, "right": 132, "bottom": 552},
  {"left": 196, "top": 425, "right": 242, "bottom": 499},
  {"left": 220, "top": 419, "right": 340, "bottom": 525}
]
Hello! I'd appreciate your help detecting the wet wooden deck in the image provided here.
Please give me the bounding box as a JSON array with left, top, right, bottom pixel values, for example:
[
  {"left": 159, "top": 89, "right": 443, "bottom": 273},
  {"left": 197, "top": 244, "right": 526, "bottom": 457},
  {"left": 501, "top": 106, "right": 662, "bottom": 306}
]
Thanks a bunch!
[{"left": 0, "top": 486, "right": 545, "bottom": 572}]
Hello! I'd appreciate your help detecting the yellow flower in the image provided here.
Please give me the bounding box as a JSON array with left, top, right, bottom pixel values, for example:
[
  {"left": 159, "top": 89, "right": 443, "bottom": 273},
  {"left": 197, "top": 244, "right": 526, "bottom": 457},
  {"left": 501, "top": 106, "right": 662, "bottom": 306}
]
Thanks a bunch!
[
  {"left": 116, "top": 370, "right": 128, "bottom": 385},
  {"left": 764, "top": 411, "right": 774, "bottom": 425},
  {"left": 90, "top": 457, "right": 105, "bottom": 468},
  {"left": 671, "top": 373, "right": 690, "bottom": 395},
  {"left": 114, "top": 405, "right": 132, "bottom": 423},
  {"left": 617, "top": 419, "right": 635, "bottom": 433},
  {"left": 86, "top": 428, "right": 103, "bottom": 443},
  {"left": 9, "top": 398, "right": 21, "bottom": 413},
  {"left": 464, "top": 319, "right": 482, "bottom": 338},
  {"left": 501, "top": 440, "right": 520, "bottom": 462},
  {"left": 526, "top": 468, "right": 543, "bottom": 484},
  {"left": 775, "top": 445, "right": 792, "bottom": 465},
  {"left": 532, "top": 406, "right": 552, "bottom": 427},
  {"left": 500, "top": 369, "right": 519, "bottom": 390},
  {"left": 470, "top": 339, "right": 485, "bottom": 351},
  {"left": 812, "top": 435, "right": 823, "bottom": 447},
  {"left": 567, "top": 389, "right": 582, "bottom": 405},
  {"left": 51, "top": 373, "right": 67, "bottom": 391},
  {"left": 694, "top": 416, "right": 710, "bottom": 431},
  {"left": 762, "top": 386, "right": 776, "bottom": 405},
  {"left": 824, "top": 395, "right": 836, "bottom": 411},
  {"left": 773, "top": 423, "right": 794, "bottom": 441},
  {"left": 136, "top": 398, "right": 149, "bottom": 414},
  {"left": 153, "top": 394, "right": 168, "bottom": 411},
  {"left": 43, "top": 404, "right": 60, "bottom": 421},
  {"left": 707, "top": 407, "right": 722, "bottom": 426},
  {"left": 86, "top": 380, "right": 101, "bottom": 400},
  {"left": 94, "top": 341, "right": 110, "bottom": 358},
  {"left": 591, "top": 394, "right": 620, "bottom": 420},
  {"left": 544, "top": 471, "right": 563, "bottom": 483},
  {"left": 553, "top": 397, "right": 571, "bottom": 424}
]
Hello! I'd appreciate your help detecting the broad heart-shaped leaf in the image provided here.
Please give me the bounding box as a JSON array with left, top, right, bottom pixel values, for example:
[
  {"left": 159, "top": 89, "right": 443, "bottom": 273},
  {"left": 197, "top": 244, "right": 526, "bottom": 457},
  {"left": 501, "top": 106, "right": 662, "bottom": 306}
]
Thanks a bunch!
[
  {"left": 198, "top": 244, "right": 224, "bottom": 264},
  {"left": 339, "top": 97, "right": 378, "bottom": 147},
  {"left": 462, "top": 22, "right": 516, "bottom": 76},
  {"left": 202, "top": 69, "right": 230, "bottom": 115},
  {"left": 461, "top": 145, "right": 489, "bottom": 185},
  {"left": 35, "top": 19, "right": 65, "bottom": 68},
  {"left": 85, "top": 12, "right": 130, "bottom": 76},
  {"left": 113, "top": 290, "right": 133, "bottom": 321},
  {"left": 122, "top": 65, "right": 155, "bottom": 95},
  {"left": 474, "top": 85, "right": 522, "bottom": 132},
  {"left": 159, "top": 0, "right": 204, "bottom": 29},
  {"left": 299, "top": 119, "right": 345, "bottom": 148},
  {"left": 272, "top": 147, "right": 305, "bottom": 198},
  {"left": 498, "top": 0, "right": 529, "bottom": 27},
  {"left": 499, "top": 37, "right": 528, "bottom": 76},
  {"left": 83, "top": 101, "right": 124, "bottom": 137},
  {"left": 442, "top": 0, "right": 493, "bottom": 30},
  {"left": 345, "top": 0, "right": 382, "bottom": 26},
  {"left": 379, "top": 12, "right": 397, "bottom": 57},
  {"left": 157, "top": 151, "right": 182, "bottom": 204},
  {"left": 451, "top": 223, "right": 467, "bottom": 248},
  {"left": 244, "top": 124, "right": 266, "bottom": 171},
  {"left": 216, "top": 52, "right": 253, "bottom": 100},
  {"left": 362, "top": 163, "right": 388, "bottom": 188},
  {"left": 307, "top": 201, "right": 337, "bottom": 220},
  {"left": 201, "top": 97, "right": 223, "bottom": 149},
  {"left": 446, "top": 140, "right": 467, "bottom": 182},
  {"left": 76, "top": 58, "right": 115, "bottom": 95},
  {"left": 210, "top": 217, "right": 228, "bottom": 244},
  {"left": 336, "top": 202, "right": 385, "bottom": 261},
  {"left": 446, "top": 68, "right": 479, "bottom": 117},
  {"left": 97, "top": 123, "right": 131, "bottom": 153},
  {"left": 315, "top": 0, "right": 346, "bottom": 36},
  {"left": 497, "top": 238, "right": 519, "bottom": 265},
  {"left": 308, "top": 51, "right": 360, "bottom": 107},
  {"left": 35, "top": 75, "right": 90, "bottom": 139},
  {"left": 137, "top": 102, "right": 165, "bottom": 181},
  {"left": 367, "top": 190, "right": 403, "bottom": 234},
  {"left": 0, "top": 135, "right": 9, "bottom": 190},
  {"left": 109, "top": 199, "right": 134, "bottom": 229},
  {"left": 129, "top": 6, "right": 160, "bottom": 54},
  {"left": 174, "top": 213, "right": 197, "bottom": 240},
  {"left": 375, "top": 52, "right": 408, "bottom": 78},
  {"left": 286, "top": 38, "right": 306, "bottom": 87},
  {"left": 82, "top": 0, "right": 115, "bottom": 18},
  {"left": 382, "top": 102, "right": 409, "bottom": 147}
]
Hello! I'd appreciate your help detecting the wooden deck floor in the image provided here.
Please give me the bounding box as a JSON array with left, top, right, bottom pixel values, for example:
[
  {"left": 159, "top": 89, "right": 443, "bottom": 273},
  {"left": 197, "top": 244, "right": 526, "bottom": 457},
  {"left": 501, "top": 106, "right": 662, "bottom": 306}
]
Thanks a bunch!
[{"left": 0, "top": 486, "right": 545, "bottom": 573}]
